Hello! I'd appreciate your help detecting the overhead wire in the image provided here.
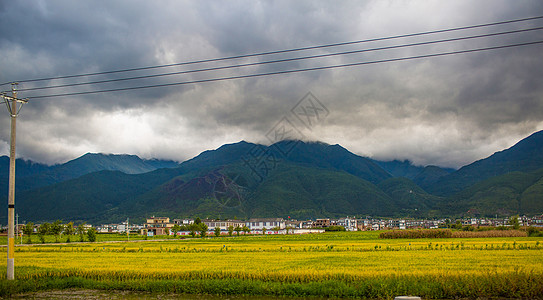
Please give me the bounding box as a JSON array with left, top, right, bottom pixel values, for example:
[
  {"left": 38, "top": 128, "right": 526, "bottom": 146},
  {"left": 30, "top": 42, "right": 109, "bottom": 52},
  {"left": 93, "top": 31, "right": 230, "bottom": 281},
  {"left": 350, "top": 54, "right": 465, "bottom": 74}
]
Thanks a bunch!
[
  {"left": 1, "top": 14, "right": 542, "bottom": 87},
  {"left": 27, "top": 39, "right": 543, "bottom": 99},
  {"left": 15, "top": 26, "right": 543, "bottom": 93}
]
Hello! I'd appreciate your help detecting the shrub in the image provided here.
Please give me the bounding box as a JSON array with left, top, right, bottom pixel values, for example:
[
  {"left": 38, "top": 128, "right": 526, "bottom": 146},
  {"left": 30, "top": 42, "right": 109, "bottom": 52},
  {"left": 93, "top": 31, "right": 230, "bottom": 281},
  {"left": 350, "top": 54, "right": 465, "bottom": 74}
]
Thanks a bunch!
[
  {"left": 527, "top": 227, "right": 543, "bottom": 237},
  {"left": 325, "top": 226, "right": 346, "bottom": 232},
  {"left": 87, "top": 228, "right": 97, "bottom": 242},
  {"left": 461, "top": 225, "right": 475, "bottom": 231}
]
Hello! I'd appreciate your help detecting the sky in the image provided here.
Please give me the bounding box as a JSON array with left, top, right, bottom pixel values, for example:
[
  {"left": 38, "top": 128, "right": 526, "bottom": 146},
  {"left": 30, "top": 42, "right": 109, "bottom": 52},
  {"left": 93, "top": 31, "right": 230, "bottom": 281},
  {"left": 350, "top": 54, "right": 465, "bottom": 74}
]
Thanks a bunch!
[{"left": 1, "top": 0, "right": 542, "bottom": 168}]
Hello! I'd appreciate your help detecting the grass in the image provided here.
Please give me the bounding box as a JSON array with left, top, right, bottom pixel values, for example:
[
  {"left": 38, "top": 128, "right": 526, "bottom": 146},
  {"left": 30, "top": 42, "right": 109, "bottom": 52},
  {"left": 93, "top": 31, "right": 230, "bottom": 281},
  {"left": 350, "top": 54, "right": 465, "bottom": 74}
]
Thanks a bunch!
[
  {"left": 0, "top": 231, "right": 542, "bottom": 298},
  {"left": 0, "top": 233, "right": 179, "bottom": 245}
]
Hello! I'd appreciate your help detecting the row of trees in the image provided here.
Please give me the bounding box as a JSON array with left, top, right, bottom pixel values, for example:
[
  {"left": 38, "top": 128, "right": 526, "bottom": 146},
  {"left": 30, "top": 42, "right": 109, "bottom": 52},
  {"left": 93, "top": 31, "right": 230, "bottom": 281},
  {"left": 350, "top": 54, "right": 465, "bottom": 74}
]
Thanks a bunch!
[
  {"left": 169, "top": 223, "right": 262, "bottom": 238},
  {"left": 446, "top": 215, "right": 522, "bottom": 231},
  {"left": 21, "top": 221, "right": 96, "bottom": 244},
  {"left": 167, "top": 218, "right": 284, "bottom": 238},
  {"left": 170, "top": 222, "right": 209, "bottom": 238}
]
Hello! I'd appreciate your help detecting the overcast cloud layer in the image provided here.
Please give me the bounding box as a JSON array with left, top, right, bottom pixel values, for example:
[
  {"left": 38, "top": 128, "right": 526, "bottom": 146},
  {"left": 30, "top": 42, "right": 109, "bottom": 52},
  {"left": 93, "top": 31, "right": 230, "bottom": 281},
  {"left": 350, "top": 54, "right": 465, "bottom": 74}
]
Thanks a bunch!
[{"left": 1, "top": 0, "right": 543, "bottom": 168}]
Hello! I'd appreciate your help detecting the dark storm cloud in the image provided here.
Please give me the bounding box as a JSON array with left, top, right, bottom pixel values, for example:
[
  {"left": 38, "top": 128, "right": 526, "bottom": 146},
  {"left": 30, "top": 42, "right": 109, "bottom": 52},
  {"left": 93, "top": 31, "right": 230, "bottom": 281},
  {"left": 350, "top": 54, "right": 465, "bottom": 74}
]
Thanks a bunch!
[{"left": 1, "top": 0, "right": 543, "bottom": 167}]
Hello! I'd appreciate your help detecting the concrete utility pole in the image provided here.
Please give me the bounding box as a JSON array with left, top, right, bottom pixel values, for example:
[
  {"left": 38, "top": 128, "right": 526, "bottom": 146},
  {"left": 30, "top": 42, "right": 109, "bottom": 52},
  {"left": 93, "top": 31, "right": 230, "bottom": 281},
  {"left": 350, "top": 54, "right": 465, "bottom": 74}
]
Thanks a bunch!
[{"left": 1, "top": 83, "right": 28, "bottom": 280}]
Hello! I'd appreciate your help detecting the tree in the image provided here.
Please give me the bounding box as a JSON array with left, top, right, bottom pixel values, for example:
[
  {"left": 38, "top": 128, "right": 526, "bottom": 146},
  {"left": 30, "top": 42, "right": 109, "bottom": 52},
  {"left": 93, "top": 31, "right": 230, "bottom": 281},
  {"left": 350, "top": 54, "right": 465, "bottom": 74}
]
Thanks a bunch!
[
  {"left": 214, "top": 226, "right": 221, "bottom": 237},
  {"left": 189, "top": 223, "right": 199, "bottom": 238},
  {"left": 64, "top": 222, "right": 75, "bottom": 243},
  {"left": 234, "top": 225, "right": 242, "bottom": 236},
  {"left": 194, "top": 217, "right": 202, "bottom": 224},
  {"left": 262, "top": 227, "right": 267, "bottom": 235},
  {"left": 228, "top": 225, "right": 234, "bottom": 237},
  {"left": 37, "top": 222, "right": 50, "bottom": 244},
  {"left": 87, "top": 227, "right": 97, "bottom": 242},
  {"left": 171, "top": 224, "right": 181, "bottom": 237},
  {"left": 76, "top": 223, "right": 87, "bottom": 242},
  {"left": 22, "top": 222, "right": 34, "bottom": 244},
  {"left": 449, "top": 220, "right": 462, "bottom": 230},
  {"left": 199, "top": 223, "right": 208, "bottom": 238},
  {"left": 242, "top": 225, "right": 250, "bottom": 235},
  {"left": 509, "top": 215, "right": 520, "bottom": 230},
  {"left": 50, "top": 220, "right": 64, "bottom": 243}
]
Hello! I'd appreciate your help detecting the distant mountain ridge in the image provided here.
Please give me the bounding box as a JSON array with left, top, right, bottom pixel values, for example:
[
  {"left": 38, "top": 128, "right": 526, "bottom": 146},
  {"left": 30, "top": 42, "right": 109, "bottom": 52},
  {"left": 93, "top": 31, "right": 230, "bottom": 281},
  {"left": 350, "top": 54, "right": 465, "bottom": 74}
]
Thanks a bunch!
[
  {"left": 373, "top": 159, "right": 455, "bottom": 189},
  {"left": 373, "top": 160, "right": 426, "bottom": 179},
  {"left": 277, "top": 141, "right": 391, "bottom": 184},
  {"left": 54, "top": 152, "right": 179, "bottom": 176},
  {"left": 2, "top": 130, "right": 543, "bottom": 223},
  {"left": 428, "top": 130, "right": 543, "bottom": 196},
  {"left": 0, "top": 153, "right": 180, "bottom": 192}
]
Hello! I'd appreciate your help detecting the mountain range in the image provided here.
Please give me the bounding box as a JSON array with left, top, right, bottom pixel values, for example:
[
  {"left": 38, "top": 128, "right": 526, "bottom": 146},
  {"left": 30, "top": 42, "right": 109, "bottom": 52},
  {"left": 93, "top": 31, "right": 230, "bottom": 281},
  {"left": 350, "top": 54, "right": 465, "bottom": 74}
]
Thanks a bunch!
[{"left": 1, "top": 130, "right": 543, "bottom": 224}]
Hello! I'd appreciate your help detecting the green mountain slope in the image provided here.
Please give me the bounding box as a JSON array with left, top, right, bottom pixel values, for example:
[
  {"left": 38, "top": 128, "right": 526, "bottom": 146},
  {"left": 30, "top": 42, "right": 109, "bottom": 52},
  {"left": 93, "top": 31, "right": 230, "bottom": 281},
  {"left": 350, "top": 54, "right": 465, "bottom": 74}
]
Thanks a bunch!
[
  {"left": 13, "top": 167, "right": 186, "bottom": 224},
  {"left": 248, "top": 163, "right": 395, "bottom": 219},
  {"left": 122, "top": 167, "right": 247, "bottom": 221},
  {"left": 413, "top": 165, "right": 453, "bottom": 191},
  {"left": 520, "top": 176, "right": 543, "bottom": 214},
  {"left": 378, "top": 177, "right": 443, "bottom": 216},
  {"left": 179, "top": 140, "right": 392, "bottom": 184},
  {"left": 275, "top": 141, "right": 391, "bottom": 184},
  {"left": 372, "top": 160, "right": 454, "bottom": 193},
  {"left": 429, "top": 130, "right": 543, "bottom": 196},
  {"left": 127, "top": 161, "right": 397, "bottom": 221},
  {"left": 439, "top": 168, "right": 543, "bottom": 216},
  {"left": 373, "top": 160, "right": 425, "bottom": 178},
  {"left": 177, "top": 141, "right": 255, "bottom": 172}
]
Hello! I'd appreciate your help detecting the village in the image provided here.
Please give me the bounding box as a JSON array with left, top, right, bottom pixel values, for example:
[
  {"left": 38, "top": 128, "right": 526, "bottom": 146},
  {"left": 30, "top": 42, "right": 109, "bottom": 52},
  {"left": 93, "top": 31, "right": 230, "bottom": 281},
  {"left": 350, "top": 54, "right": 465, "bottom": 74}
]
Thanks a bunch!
[
  {"left": 89, "top": 215, "right": 543, "bottom": 236},
  {"left": 5, "top": 215, "right": 542, "bottom": 238}
]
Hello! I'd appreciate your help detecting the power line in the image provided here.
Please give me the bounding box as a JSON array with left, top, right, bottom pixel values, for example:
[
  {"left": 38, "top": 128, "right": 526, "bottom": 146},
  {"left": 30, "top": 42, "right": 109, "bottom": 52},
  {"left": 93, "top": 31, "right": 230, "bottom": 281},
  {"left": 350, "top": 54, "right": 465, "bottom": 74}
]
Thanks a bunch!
[
  {"left": 16, "top": 26, "right": 543, "bottom": 93},
  {"left": 2, "top": 14, "right": 543, "bottom": 87},
  {"left": 28, "top": 40, "right": 543, "bottom": 99}
]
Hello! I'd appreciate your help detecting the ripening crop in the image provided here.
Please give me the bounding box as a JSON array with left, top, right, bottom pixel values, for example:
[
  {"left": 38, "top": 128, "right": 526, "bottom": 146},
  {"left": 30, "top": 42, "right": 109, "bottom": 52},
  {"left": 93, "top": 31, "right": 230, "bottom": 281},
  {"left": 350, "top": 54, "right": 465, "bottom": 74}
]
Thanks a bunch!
[{"left": 1, "top": 232, "right": 542, "bottom": 298}]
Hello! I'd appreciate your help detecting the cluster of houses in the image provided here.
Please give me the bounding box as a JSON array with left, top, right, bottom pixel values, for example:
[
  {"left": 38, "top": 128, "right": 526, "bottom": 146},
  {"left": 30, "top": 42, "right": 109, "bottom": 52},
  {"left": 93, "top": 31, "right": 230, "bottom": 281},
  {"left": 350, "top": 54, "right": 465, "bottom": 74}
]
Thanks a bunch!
[
  {"left": 140, "top": 217, "right": 325, "bottom": 236},
  {"left": 91, "top": 215, "right": 543, "bottom": 236},
  {"left": 7, "top": 215, "right": 542, "bottom": 237}
]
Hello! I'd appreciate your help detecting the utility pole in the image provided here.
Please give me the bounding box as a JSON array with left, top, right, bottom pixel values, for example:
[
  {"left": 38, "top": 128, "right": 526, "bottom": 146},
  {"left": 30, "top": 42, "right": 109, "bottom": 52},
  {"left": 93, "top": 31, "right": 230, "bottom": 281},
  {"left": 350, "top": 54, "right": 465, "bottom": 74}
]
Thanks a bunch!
[{"left": 1, "top": 83, "right": 28, "bottom": 280}]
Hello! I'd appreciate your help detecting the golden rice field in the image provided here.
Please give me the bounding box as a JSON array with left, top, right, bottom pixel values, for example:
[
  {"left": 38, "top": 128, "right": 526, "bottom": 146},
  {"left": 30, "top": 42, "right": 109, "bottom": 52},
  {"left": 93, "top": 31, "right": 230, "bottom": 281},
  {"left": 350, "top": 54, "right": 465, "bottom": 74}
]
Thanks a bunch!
[{"left": 1, "top": 232, "right": 543, "bottom": 299}]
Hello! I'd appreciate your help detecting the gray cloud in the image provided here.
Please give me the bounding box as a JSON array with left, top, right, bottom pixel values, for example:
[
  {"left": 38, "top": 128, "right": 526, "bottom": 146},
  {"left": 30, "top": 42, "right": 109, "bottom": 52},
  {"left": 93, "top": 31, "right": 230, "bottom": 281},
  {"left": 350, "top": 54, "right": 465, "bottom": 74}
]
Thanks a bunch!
[{"left": 1, "top": 0, "right": 543, "bottom": 168}]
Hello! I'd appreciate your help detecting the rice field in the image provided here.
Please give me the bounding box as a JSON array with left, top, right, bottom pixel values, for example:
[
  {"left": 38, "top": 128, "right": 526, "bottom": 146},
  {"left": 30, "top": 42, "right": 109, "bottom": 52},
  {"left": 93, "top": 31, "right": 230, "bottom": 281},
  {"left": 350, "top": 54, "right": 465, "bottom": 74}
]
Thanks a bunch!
[{"left": 1, "top": 231, "right": 542, "bottom": 299}]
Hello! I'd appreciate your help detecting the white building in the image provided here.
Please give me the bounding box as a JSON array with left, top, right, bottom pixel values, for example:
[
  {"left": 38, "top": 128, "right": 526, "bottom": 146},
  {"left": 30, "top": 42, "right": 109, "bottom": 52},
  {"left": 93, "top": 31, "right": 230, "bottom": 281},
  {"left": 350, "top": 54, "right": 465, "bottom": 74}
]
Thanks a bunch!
[
  {"left": 173, "top": 219, "right": 194, "bottom": 226},
  {"left": 336, "top": 217, "right": 358, "bottom": 231},
  {"left": 203, "top": 220, "right": 245, "bottom": 231},
  {"left": 246, "top": 218, "right": 285, "bottom": 230}
]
